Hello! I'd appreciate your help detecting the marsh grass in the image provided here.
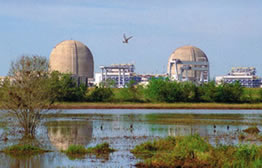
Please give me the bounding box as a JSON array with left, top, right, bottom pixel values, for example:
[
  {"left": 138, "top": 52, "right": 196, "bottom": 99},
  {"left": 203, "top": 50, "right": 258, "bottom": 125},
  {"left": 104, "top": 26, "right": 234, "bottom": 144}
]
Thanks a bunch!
[
  {"left": 132, "top": 135, "right": 262, "bottom": 168},
  {"left": 63, "top": 143, "right": 115, "bottom": 160},
  {"left": 243, "top": 126, "right": 260, "bottom": 134},
  {"left": 0, "top": 144, "right": 49, "bottom": 158}
]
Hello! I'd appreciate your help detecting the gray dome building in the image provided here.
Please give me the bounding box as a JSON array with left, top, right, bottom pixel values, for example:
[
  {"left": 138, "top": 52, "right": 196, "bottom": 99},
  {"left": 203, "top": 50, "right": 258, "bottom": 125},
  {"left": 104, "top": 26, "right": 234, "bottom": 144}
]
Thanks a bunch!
[
  {"left": 49, "top": 40, "right": 94, "bottom": 79},
  {"left": 167, "top": 46, "right": 209, "bottom": 83}
]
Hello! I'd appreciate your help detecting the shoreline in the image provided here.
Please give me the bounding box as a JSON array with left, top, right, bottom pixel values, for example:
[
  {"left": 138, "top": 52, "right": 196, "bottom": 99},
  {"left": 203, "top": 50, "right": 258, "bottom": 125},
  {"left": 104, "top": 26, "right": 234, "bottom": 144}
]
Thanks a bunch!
[{"left": 51, "top": 102, "right": 262, "bottom": 110}]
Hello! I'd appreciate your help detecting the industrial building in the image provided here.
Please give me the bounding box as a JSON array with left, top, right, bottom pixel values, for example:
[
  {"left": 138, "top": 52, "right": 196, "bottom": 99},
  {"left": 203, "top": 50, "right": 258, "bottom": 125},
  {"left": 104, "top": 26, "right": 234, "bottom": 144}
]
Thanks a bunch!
[
  {"left": 49, "top": 40, "right": 94, "bottom": 85},
  {"left": 167, "top": 46, "right": 210, "bottom": 84},
  {"left": 215, "top": 67, "right": 261, "bottom": 88},
  {"left": 96, "top": 64, "right": 141, "bottom": 88}
]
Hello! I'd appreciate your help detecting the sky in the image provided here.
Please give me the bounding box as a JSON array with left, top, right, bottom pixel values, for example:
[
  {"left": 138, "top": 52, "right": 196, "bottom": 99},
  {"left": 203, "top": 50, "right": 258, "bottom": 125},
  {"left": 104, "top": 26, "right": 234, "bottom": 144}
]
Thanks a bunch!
[{"left": 0, "top": 0, "right": 262, "bottom": 78}]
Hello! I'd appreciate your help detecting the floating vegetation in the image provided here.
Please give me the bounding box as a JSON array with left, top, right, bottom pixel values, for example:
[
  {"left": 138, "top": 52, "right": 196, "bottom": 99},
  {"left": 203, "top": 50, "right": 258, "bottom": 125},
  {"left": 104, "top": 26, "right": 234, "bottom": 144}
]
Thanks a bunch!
[
  {"left": 0, "top": 144, "right": 50, "bottom": 158},
  {"left": 132, "top": 135, "right": 262, "bottom": 168},
  {"left": 63, "top": 143, "right": 115, "bottom": 160}
]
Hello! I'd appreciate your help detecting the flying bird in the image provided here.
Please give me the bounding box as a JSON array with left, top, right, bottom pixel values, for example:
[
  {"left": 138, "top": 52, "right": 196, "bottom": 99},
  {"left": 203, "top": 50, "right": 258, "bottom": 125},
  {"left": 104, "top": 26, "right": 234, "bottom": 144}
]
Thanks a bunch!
[{"left": 123, "top": 33, "right": 133, "bottom": 43}]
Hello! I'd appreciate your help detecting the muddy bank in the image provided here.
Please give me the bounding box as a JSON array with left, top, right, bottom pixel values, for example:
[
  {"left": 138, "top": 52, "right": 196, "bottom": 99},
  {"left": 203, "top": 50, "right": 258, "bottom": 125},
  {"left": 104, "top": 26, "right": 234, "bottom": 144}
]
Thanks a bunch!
[{"left": 51, "top": 103, "right": 262, "bottom": 110}]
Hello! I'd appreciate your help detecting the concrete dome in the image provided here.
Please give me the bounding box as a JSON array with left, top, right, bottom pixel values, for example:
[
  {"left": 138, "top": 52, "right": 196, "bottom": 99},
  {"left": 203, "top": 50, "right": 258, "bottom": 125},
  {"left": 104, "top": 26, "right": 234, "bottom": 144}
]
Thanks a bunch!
[
  {"left": 167, "top": 46, "right": 209, "bottom": 82},
  {"left": 49, "top": 40, "right": 94, "bottom": 78}
]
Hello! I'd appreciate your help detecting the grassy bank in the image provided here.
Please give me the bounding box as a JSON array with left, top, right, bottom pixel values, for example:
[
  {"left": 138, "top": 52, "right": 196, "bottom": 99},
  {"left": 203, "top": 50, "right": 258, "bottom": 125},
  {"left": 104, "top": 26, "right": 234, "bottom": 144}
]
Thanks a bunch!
[
  {"left": 131, "top": 135, "right": 262, "bottom": 168},
  {"left": 52, "top": 102, "right": 262, "bottom": 109}
]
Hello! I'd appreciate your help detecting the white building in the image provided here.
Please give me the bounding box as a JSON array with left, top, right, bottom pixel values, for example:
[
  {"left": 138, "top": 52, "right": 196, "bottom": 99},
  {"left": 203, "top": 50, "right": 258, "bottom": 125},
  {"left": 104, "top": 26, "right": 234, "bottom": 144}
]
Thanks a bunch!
[
  {"left": 215, "top": 67, "right": 261, "bottom": 88},
  {"left": 97, "top": 64, "right": 141, "bottom": 88}
]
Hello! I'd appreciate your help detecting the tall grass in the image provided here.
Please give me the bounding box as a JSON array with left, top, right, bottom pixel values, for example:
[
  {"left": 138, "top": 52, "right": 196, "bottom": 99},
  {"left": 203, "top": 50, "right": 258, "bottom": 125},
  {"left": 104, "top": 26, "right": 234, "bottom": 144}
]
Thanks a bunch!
[{"left": 132, "top": 135, "right": 262, "bottom": 168}]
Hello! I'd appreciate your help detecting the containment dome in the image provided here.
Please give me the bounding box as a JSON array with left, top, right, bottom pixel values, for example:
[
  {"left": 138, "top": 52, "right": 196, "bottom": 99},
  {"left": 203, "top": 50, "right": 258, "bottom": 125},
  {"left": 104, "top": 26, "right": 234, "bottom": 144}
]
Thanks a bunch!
[
  {"left": 49, "top": 40, "right": 94, "bottom": 78},
  {"left": 167, "top": 46, "right": 209, "bottom": 83}
]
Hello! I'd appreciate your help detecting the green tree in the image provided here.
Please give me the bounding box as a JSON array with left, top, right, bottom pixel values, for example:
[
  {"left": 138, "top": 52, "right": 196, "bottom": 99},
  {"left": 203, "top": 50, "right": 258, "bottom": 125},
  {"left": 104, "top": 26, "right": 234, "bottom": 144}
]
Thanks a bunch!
[
  {"left": 49, "top": 72, "right": 87, "bottom": 102},
  {"left": 118, "top": 80, "right": 144, "bottom": 102},
  {"left": 214, "top": 82, "right": 243, "bottom": 103},
  {"left": 87, "top": 86, "right": 113, "bottom": 102},
  {"left": 198, "top": 81, "right": 217, "bottom": 102},
  {"left": 145, "top": 78, "right": 183, "bottom": 102}
]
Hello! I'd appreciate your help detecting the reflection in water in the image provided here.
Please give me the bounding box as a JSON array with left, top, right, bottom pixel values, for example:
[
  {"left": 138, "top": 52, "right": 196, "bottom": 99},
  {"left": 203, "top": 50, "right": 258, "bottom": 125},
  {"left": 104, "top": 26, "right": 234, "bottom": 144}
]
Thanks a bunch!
[
  {"left": 47, "top": 121, "right": 92, "bottom": 150},
  {"left": 1, "top": 109, "right": 262, "bottom": 168}
]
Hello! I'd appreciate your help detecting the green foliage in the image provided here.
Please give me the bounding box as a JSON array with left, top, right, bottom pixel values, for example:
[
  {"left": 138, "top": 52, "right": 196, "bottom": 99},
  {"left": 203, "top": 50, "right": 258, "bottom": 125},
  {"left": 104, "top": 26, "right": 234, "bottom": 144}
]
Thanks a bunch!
[
  {"left": 198, "top": 81, "right": 217, "bottom": 102},
  {"left": 132, "top": 135, "right": 262, "bottom": 168},
  {"left": 2, "top": 144, "right": 48, "bottom": 156},
  {"left": 131, "top": 136, "right": 176, "bottom": 159},
  {"left": 259, "top": 89, "right": 262, "bottom": 102},
  {"left": 87, "top": 87, "right": 113, "bottom": 102},
  {"left": 173, "top": 134, "right": 210, "bottom": 159},
  {"left": 63, "top": 143, "right": 115, "bottom": 159},
  {"left": 48, "top": 72, "right": 87, "bottom": 102},
  {"left": 86, "top": 142, "right": 115, "bottom": 154},
  {"left": 144, "top": 78, "right": 246, "bottom": 103},
  {"left": 117, "top": 80, "right": 144, "bottom": 102},
  {"left": 144, "top": 78, "right": 184, "bottom": 102},
  {"left": 64, "top": 145, "right": 87, "bottom": 155},
  {"left": 214, "top": 82, "right": 243, "bottom": 103}
]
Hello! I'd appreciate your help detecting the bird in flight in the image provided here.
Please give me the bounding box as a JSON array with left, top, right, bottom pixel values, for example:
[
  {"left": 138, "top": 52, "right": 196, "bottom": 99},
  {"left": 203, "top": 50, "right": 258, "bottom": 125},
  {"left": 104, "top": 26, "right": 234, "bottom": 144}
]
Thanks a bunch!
[{"left": 123, "top": 33, "right": 133, "bottom": 43}]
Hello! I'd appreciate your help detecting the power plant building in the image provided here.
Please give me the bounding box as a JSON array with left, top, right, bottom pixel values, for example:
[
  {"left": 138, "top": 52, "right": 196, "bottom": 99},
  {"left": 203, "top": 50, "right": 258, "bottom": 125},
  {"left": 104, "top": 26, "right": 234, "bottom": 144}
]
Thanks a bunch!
[
  {"left": 215, "top": 67, "right": 261, "bottom": 88},
  {"left": 49, "top": 40, "right": 94, "bottom": 85},
  {"left": 167, "top": 46, "right": 210, "bottom": 84},
  {"left": 97, "top": 64, "right": 141, "bottom": 88}
]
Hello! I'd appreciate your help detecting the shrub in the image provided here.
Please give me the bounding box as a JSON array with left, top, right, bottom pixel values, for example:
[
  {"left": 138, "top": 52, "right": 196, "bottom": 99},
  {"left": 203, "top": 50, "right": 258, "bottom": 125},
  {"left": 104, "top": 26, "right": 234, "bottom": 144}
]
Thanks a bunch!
[
  {"left": 64, "top": 143, "right": 115, "bottom": 156},
  {"left": 87, "top": 87, "right": 113, "bottom": 102},
  {"left": 49, "top": 72, "right": 87, "bottom": 102},
  {"left": 214, "top": 82, "right": 243, "bottom": 103}
]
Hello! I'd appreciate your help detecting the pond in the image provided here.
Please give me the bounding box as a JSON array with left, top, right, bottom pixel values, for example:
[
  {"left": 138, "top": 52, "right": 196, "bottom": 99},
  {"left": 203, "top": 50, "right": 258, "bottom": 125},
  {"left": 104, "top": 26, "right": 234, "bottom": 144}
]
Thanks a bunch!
[{"left": 0, "top": 109, "right": 262, "bottom": 168}]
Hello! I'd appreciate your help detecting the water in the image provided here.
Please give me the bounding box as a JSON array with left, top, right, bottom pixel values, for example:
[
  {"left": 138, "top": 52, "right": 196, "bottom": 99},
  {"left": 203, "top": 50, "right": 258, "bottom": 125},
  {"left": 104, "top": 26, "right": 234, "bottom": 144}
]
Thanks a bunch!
[{"left": 0, "top": 109, "right": 262, "bottom": 168}]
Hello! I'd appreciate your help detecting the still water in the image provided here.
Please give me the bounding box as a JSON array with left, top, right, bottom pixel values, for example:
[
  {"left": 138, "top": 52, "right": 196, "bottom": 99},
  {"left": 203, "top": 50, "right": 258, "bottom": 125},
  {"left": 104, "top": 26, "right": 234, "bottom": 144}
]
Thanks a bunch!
[{"left": 0, "top": 109, "right": 262, "bottom": 168}]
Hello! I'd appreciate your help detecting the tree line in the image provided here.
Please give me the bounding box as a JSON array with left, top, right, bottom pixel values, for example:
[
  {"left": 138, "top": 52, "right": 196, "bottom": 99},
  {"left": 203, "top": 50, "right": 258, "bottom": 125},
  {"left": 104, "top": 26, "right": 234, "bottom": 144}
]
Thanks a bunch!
[{"left": 44, "top": 74, "right": 262, "bottom": 103}]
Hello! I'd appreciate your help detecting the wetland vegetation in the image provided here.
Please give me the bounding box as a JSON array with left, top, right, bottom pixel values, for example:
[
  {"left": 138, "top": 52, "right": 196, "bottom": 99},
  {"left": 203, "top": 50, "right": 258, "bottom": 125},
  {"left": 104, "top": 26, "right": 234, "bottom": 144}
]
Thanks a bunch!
[
  {"left": 132, "top": 134, "right": 262, "bottom": 168},
  {"left": 1, "top": 144, "right": 49, "bottom": 157},
  {"left": 1, "top": 109, "right": 262, "bottom": 167},
  {"left": 63, "top": 143, "right": 115, "bottom": 159}
]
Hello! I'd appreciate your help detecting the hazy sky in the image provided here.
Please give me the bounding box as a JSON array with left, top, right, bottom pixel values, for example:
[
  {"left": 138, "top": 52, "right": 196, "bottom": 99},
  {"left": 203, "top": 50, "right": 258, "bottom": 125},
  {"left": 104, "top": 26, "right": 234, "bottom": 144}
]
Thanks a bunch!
[{"left": 0, "top": 0, "right": 262, "bottom": 78}]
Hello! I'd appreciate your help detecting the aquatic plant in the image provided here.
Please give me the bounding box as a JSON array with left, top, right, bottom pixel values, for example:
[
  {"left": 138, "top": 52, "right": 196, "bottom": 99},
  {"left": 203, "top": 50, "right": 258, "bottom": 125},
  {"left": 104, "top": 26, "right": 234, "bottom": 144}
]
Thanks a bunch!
[
  {"left": 1, "top": 144, "right": 49, "bottom": 157},
  {"left": 63, "top": 143, "right": 115, "bottom": 159},
  {"left": 86, "top": 142, "right": 115, "bottom": 154},
  {"left": 132, "top": 135, "right": 262, "bottom": 168}
]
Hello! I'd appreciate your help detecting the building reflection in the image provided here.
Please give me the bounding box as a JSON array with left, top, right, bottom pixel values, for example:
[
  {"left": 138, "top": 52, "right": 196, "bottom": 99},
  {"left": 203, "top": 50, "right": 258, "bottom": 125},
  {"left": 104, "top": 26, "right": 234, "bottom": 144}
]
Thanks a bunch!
[
  {"left": 47, "top": 120, "right": 93, "bottom": 150},
  {"left": 168, "top": 125, "right": 209, "bottom": 137}
]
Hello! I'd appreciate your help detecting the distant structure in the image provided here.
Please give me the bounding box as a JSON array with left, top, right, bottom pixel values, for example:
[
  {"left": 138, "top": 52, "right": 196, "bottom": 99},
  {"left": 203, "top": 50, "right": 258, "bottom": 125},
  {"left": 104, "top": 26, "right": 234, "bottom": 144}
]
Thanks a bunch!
[
  {"left": 49, "top": 40, "right": 94, "bottom": 85},
  {"left": 215, "top": 67, "right": 261, "bottom": 88},
  {"left": 167, "top": 46, "right": 210, "bottom": 84},
  {"left": 137, "top": 73, "right": 167, "bottom": 85},
  {"left": 96, "top": 64, "right": 141, "bottom": 88}
]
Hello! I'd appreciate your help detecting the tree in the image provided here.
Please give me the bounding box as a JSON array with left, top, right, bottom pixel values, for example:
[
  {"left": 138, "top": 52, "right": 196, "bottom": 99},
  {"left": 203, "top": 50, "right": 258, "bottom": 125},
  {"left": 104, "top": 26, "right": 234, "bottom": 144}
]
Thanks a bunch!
[
  {"left": 118, "top": 80, "right": 144, "bottom": 102},
  {"left": 145, "top": 78, "right": 183, "bottom": 102},
  {"left": 214, "top": 82, "right": 243, "bottom": 103},
  {"left": 1, "top": 56, "right": 54, "bottom": 139},
  {"left": 87, "top": 86, "right": 113, "bottom": 102},
  {"left": 49, "top": 72, "right": 87, "bottom": 102}
]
